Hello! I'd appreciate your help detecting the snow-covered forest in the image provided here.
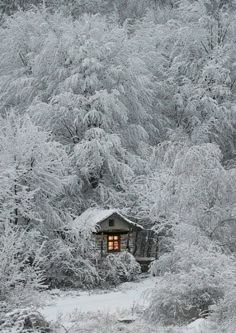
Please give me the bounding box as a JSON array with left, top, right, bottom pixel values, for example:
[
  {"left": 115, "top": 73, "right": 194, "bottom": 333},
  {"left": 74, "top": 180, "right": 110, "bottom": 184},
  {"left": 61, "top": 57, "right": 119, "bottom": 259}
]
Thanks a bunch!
[{"left": 0, "top": 0, "right": 236, "bottom": 332}]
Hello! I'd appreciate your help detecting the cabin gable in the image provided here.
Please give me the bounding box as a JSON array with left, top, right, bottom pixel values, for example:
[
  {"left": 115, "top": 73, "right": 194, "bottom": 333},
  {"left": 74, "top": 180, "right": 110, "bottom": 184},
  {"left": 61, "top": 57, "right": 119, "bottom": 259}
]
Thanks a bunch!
[
  {"left": 91, "top": 212, "right": 142, "bottom": 256},
  {"left": 97, "top": 213, "right": 136, "bottom": 233}
]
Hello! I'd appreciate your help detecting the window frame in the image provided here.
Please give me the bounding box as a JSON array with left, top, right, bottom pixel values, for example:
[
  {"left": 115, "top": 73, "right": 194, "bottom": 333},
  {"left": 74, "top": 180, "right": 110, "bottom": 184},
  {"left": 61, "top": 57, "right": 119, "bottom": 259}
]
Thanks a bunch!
[{"left": 107, "top": 234, "right": 121, "bottom": 252}]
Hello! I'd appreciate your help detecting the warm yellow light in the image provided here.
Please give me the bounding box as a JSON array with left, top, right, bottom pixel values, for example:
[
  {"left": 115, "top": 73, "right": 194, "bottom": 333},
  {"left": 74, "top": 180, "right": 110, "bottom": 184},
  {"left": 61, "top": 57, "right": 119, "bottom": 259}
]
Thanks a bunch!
[
  {"left": 114, "top": 241, "right": 119, "bottom": 249},
  {"left": 107, "top": 234, "right": 120, "bottom": 251}
]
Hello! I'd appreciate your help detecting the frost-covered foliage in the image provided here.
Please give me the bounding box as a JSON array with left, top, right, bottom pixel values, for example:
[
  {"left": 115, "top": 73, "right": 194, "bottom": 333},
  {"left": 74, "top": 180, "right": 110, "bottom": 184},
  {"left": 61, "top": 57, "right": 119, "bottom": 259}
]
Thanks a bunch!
[
  {"left": 209, "top": 270, "right": 236, "bottom": 333},
  {"left": 101, "top": 252, "right": 141, "bottom": 285},
  {"left": 210, "top": 291, "right": 236, "bottom": 333},
  {"left": 147, "top": 240, "right": 235, "bottom": 325},
  {"left": 0, "top": 112, "right": 68, "bottom": 226},
  {"left": 0, "top": 0, "right": 41, "bottom": 17},
  {"left": 0, "top": 225, "right": 45, "bottom": 313},
  {"left": 0, "top": 9, "right": 155, "bottom": 203},
  {"left": 0, "top": 0, "right": 236, "bottom": 328},
  {"left": 0, "top": 308, "right": 51, "bottom": 333},
  {"left": 128, "top": 141, "right": 236, "bottom": 252},
  {"left": 42, "top": 221, "right": 101, "bottom": 288}
]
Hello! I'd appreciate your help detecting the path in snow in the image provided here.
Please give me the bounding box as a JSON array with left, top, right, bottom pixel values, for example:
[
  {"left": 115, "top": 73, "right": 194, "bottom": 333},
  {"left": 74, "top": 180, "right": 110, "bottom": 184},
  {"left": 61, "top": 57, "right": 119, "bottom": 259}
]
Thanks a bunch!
[{"left": 40, "top": 276, "right": 156, "bottom": 322}]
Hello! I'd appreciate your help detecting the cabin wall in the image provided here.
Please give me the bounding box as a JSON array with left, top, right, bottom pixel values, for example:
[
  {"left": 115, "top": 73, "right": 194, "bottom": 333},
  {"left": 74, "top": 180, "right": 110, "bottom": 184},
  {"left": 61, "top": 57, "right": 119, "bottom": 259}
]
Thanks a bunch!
[{"left": 94, "top": 230, "right": 157, "bottom": 259}]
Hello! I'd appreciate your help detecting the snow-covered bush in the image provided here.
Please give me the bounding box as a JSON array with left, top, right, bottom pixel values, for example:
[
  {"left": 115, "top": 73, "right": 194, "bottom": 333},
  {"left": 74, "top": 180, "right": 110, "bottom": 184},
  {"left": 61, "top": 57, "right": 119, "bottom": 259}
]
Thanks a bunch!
[
  {"left": 210, "top": 282, "right": 236, "bottom": 333},
  {"left": 41, "top": 221, "right": 101, "bottom": 289},
  {"left": 43, "top": 230, "right": 141, "bottom": 288},
  {"left": 101, "top": 252, "right": 141, "bottom": 285},
  {"left": 0, "top": 225, "right": 45, "bottom": 313},
  {"left": 0, "top": 308, "right": 51, "bottom": 333},
  {"left": 146, "top": 242, "right": 235, "bottom": 325}
]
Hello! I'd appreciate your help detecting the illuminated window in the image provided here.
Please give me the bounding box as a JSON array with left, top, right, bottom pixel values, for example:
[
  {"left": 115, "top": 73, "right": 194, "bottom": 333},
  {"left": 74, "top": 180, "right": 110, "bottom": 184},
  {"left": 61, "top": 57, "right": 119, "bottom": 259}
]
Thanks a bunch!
[{"left": 107, "top": 234, "right": 120, "bottom": 252}]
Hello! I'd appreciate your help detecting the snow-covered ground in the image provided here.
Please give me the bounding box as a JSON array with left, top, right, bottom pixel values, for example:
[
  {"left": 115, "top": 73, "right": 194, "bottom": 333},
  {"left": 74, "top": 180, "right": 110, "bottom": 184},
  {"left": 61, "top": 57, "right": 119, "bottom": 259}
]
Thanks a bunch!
[
  {"left": 40, "top": 276, "right": 155, "bottom": 322},
  {"left": 39, "top": 276, "right": 213, "bottom": 333}
]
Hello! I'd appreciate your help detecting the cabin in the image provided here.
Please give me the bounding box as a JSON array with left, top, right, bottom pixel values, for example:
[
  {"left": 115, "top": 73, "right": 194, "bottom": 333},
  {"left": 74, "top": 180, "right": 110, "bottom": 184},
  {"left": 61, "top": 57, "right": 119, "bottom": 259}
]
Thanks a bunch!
[
  {"left": 75, "top": 208, "right": 143, "bottom": 255},
  {"left": 74, "top": 208, "right": 157, "bottom": 270}
]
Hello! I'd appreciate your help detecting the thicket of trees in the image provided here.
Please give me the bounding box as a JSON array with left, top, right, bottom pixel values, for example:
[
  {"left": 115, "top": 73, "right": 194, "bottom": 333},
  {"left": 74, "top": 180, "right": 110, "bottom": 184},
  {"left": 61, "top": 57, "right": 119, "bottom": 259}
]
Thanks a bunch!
[{"left": 0, "top": 0, "right": 236, "bottom": 331}]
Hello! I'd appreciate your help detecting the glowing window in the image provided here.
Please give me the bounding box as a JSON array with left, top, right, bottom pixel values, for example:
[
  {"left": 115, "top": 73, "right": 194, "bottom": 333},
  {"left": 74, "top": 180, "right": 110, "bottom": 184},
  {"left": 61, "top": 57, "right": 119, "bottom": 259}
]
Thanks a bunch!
[{"left": 107, "top": 234, "right": 120, "bottom": 252}]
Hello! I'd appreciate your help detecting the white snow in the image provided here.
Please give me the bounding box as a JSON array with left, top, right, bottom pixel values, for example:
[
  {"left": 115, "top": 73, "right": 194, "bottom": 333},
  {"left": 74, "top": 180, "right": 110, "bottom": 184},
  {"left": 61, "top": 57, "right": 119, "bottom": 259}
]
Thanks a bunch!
[
  {"left": 184, "top": 318, "right": 214, "bottom": 333},
  {"left": 40, "top": 276, "right": 155, "bottom": 323},
  {"left": 39, "top": 277, "right": 212, "bottom": 333},
  {"left": 73, "top": 207, "right": 143, "bottom": 231}
]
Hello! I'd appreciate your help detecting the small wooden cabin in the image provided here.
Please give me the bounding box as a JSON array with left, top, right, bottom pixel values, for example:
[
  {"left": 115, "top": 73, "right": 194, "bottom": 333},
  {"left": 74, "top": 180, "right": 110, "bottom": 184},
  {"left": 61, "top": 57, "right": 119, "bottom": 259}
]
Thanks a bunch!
[{"left": 75, "top": 208, "right": 144, "bottom": 257}]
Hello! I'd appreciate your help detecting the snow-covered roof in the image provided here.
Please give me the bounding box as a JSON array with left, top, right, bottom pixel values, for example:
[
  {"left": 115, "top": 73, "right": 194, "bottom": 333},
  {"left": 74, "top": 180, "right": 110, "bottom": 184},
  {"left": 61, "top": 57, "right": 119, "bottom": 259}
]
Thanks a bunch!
[{"left": 73, "top": 208, "right": 143, "bottom": 232}]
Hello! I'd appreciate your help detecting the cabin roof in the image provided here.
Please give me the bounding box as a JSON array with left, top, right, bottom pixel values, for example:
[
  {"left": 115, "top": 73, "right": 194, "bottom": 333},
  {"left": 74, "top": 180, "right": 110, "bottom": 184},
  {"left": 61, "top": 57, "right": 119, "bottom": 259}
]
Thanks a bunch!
[{"left": 73, "top": 208, "right": 143, "bottom": 232}]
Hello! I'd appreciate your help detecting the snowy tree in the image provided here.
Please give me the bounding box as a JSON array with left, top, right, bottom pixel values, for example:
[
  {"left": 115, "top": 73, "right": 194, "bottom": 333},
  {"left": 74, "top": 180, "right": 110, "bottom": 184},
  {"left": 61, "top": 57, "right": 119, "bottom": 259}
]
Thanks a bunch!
[
  {"left": 74, "top": 127, "right": 133, "bottom": 193},
  {"left": 42, "top": 214, "right": 101, "bottom": 288},
  {"left": 0, "top": 112, "right": 69, "bottom": 227},
  {"left": 127, "top": 139, "right": 236, "bottom": 254},
  {"left": 0, "top": 1, "right": 236, "bottom": 328},
  {"left": 4, "top": 10, "right": 154, "bottom": 201}
]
